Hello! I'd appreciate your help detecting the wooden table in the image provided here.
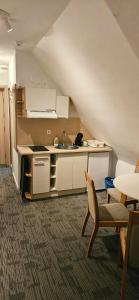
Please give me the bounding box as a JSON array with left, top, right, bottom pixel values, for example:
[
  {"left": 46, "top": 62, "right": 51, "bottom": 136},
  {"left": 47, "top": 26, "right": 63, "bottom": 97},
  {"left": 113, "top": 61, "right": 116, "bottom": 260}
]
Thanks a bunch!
[{"left": 113, "top": 173, "right": 139, "bottom": 201}]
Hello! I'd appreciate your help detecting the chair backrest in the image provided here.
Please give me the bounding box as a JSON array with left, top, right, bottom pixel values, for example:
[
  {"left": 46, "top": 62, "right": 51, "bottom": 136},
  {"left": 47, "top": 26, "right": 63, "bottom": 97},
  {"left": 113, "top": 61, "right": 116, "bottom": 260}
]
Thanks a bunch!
[
  {"left": 85, "top": 172, "right": 99, "bottom": 222},
  {"left": 135, "top": 160, "right": 139, "bottom": 173},
  {"left": 125, "top": 211, "right": 139, "bottom": 268}
]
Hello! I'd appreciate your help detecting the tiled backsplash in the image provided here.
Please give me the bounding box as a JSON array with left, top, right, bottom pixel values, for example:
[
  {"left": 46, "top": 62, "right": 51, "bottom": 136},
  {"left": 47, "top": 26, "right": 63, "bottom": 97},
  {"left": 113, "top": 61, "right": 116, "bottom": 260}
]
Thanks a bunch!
[{"left": 17, "top": 118, "right": 92, "bottom": 145}]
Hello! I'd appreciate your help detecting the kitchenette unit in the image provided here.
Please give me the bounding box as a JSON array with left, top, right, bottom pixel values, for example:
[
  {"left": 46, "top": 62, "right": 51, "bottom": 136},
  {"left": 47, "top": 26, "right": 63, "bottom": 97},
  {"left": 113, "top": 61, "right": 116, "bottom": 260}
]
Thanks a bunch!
[
  {"left": 17, "top": 145, "right": 112, "bottom": 200},
  {"left": 11, "top": 85, "right": 112, "bottom": 200}
]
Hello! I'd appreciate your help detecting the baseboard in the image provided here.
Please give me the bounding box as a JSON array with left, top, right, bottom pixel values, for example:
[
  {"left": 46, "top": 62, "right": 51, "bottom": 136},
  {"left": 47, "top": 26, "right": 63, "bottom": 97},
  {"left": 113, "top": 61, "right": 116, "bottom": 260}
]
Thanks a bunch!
[{"left": 12, "top": 171, "right": 19, "bottom": 190}]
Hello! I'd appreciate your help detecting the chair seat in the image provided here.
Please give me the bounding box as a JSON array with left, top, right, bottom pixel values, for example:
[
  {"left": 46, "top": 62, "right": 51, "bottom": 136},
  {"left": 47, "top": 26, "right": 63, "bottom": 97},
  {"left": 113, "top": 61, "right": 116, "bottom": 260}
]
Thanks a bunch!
[
  {"left": 108, "top": 187, "right": 121, "bottom": 202},
  {"left": 99, "top": 203, "right": 129, "bottom": 222}
]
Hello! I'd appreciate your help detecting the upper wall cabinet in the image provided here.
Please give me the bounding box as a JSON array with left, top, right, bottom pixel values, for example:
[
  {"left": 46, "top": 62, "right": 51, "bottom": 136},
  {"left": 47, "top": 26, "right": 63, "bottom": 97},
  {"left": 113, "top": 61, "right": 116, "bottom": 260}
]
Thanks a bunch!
[
  {"left": 15, "top": 86, "right": 70, "bottom": 119},
  {"left": 25, "top": 88, "right": 56, "bottom": 111},
  {"left": 56, "top": 96, "right": 69, "bottom": 119}
]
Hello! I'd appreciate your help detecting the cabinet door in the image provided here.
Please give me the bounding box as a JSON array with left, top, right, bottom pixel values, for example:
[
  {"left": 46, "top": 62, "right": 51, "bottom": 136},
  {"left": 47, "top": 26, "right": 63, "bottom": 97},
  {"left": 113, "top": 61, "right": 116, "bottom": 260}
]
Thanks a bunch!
[
  {"left": 72, "top": 154, "right": 88, "bottom": 189},
  {"left": 56, "top": 96, "right": 69, "bottom": 118},
  {"left": 56, "top": 154, "right": 73, "bottom": 191},
  {"left": 88, "top": 152, "right": 109, "bottom": 190},
  {"left": 26, "top": 88, "right": 56, "bottom": 111},
  {"left": 33, "top": 156, "right": 50, "bottom": 194}
]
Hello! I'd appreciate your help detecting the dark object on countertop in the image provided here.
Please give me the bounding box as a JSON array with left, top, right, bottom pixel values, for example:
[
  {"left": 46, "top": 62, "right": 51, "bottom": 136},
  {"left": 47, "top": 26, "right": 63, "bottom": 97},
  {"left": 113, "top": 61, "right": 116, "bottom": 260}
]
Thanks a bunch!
[
  {"left": 20, "top": 156, "right": 30, "bottom": 197},
  {"left": 29, "top": 145, "right": 49, "bottom": 152},
  {"left": 74, "top": 132, "right": 83, "bottom": 146}
]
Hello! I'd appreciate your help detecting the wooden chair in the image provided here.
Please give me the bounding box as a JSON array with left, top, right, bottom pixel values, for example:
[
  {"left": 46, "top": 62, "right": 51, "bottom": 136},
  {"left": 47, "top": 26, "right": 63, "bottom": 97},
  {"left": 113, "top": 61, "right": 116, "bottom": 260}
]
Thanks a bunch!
[
  {"left": 120, "top": 211, "right": 139, "bottom": 300},
  {"left": 82, "top": 172, "right": 129, "bottom": 257},
  {"left": 107, "top": 160, "right": 139, "bottom": 210}
]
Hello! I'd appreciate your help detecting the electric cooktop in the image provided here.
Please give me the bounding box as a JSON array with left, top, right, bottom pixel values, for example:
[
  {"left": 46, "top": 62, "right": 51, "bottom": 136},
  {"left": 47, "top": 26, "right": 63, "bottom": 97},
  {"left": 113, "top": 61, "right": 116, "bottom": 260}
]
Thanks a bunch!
[{"left": 29, "top": 145, "right": 49, "bottom": 152}]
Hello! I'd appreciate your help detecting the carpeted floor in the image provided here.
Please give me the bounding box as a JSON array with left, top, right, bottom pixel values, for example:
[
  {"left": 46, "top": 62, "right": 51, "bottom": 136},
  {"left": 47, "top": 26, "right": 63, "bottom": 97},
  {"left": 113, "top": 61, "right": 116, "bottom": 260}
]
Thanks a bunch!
[{"left": 0, "top": 166, "right": 139, "bottom": 300}]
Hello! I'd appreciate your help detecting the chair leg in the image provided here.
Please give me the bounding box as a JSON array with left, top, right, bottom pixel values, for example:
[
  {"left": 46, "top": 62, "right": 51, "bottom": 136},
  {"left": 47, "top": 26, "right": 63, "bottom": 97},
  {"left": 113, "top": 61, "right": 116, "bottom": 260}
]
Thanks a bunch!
[
  {"left": 87, "top": 224, "right": 98, "bottom": 257},
  {"left": 81, "top": 209, "right": 90, "bottom": 236},
  {"left": 120, "top": 265, "right": 127, "bottom": 300},
  {"left": 134, "top": 203, "right": 136, "bottom": 211},
  {"left": 107, "top": 192, "right": 111, "bottom": 204}
]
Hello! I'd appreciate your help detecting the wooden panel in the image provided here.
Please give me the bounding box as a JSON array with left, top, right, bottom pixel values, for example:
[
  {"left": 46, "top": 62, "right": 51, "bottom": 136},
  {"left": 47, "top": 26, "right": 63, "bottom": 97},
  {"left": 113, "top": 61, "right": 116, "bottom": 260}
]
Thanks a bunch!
[
  {"left": 0, "top": 90, "right": 5, "bottom": 164},
  {"left": 88, "top": 152, "right": 109, "bottom": 190},
  {"left": 56, "top": 154, "right": 73, "bottom": 191},
  {"left": 17, "top": 118, "right": 80, "bottom": 145},
  {"left": 4, "top": 89, "right": 11, "bottom": 165},
  {"left": 72, "top": 153, "right": 88, "bottom": 189}
]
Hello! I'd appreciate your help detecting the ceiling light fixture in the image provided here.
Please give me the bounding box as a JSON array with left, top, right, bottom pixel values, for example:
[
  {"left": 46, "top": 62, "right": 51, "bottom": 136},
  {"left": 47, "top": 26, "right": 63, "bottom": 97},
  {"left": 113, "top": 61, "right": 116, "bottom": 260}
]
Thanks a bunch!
[
  {"left": 0, "top": 9, "right": 13, "bottom": 32},
  {"left": 5, "top": 19, "right": 13, "bottom": 32}
]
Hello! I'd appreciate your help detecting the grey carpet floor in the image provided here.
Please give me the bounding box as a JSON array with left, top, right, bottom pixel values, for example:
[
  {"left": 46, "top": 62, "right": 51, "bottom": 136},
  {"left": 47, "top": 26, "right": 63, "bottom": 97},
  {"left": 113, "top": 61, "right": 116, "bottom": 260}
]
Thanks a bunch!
[{"left": 0, "top": 166, "right": 139, "bottom": 300}]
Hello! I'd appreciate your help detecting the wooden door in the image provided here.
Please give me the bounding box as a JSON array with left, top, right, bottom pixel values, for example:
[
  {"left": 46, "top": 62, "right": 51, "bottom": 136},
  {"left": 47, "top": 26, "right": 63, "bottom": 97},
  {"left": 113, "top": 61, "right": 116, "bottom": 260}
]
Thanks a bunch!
[
  {"left": 0, "top": 90, "right": 6, "bottom": 164},
  {"left": 72, "top": 153, "right": 88, "bottom": 189},
  {"left": 56, "top": 154, "right": 73, "bottom": 191}
]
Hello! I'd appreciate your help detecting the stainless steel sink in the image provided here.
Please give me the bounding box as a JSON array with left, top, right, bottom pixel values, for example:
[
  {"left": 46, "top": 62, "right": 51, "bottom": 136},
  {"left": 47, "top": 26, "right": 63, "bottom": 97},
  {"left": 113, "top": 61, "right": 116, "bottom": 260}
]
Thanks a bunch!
[{"left": 55, "top": 145, "right": 79, "bottom": 150}]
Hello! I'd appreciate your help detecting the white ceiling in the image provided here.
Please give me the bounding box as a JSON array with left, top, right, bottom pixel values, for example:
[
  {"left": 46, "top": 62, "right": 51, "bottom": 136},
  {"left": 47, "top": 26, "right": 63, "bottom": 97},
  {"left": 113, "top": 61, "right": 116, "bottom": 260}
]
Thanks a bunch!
[
  {"left": 0, "top": 0, "right": 70, "bottom": 64},
  {"left": 105, "top": 0, "right": 139, "bottom": 59}
]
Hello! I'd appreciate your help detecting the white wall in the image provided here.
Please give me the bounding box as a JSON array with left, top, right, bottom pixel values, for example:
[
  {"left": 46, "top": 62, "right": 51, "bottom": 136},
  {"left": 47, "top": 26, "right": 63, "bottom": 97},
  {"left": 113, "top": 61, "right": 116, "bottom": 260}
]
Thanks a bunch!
[
  {"left": 9, "top": 51, "right": 19, "bottom": 186},
  {"left": 33, "top": 0, "right": 139, "bottom": 167},
  {"left": 116, "top": 160, "right": 135, "bottom": 177},
  {"left": 16, "top": 50, "right": 57, "bottom": 89},
  {"left": 9, "top": 50, "right": 16, "bottom": 86}
]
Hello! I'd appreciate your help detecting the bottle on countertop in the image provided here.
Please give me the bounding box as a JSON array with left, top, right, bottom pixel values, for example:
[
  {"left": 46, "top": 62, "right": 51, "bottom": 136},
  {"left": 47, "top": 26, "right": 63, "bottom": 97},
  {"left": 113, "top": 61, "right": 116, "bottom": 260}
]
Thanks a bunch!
[
  {"left": 61, "top": 130, "right": 67, "bottom": 146},
  {"left": 54, "top": 136, "right": 59, "bottom": 147}
]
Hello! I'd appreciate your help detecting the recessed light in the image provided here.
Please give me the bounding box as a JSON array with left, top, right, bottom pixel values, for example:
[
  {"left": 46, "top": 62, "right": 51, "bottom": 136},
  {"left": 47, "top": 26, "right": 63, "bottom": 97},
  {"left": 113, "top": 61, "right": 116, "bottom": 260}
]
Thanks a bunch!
[{"left": 7, "top": 27, "right": 13, "bottom": 33}]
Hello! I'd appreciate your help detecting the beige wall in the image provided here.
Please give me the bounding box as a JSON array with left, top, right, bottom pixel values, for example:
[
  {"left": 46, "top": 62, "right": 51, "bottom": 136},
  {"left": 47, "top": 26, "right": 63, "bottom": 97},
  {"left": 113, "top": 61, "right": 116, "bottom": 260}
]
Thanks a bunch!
[
  {"left": 33, "top": 0, "right": 139, "bottom": 165},
  {"left": 16, "top": 50, "right": 57, "bottom": 89}
]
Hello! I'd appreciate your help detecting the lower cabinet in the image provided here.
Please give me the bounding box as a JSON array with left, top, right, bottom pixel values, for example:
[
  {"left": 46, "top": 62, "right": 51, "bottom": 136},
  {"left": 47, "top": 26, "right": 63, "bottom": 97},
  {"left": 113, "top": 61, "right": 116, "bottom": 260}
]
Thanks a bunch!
[
  {"left": 88, "top": 152, "right": 109, "bottom": 190},
  {"left": 56, "top": 153, "right": 88, "bottom": 191},
  {"left": 20, "top": 150, "right": 110, "bottom": 199},
  {"left": 33, "top": 155, "right": 50, "bottom": 194}
]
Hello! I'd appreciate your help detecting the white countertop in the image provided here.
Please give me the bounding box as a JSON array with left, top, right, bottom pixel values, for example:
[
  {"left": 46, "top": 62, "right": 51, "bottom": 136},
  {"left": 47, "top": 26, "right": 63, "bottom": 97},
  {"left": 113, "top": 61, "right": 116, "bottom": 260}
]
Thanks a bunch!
[{"left": 17, "top": 145, "right": 112, "bottom": 155}]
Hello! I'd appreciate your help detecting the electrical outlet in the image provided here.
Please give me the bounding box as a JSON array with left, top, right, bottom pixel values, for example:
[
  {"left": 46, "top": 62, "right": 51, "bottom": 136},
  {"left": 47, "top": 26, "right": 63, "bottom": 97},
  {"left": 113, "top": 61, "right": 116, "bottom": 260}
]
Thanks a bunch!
[{"left": 47, "top": 129, "right": 51, "bottom": 135}]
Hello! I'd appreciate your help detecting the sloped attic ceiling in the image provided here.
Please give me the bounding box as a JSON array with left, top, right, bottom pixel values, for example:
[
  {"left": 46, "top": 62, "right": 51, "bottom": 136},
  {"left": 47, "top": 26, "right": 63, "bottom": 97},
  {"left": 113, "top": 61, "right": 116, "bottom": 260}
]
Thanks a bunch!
[
  {"left": 105, "top": 0, "right": 139, "bottom": 60},
  {"left": 33, "top": 0, "right": 139, "bottom": 164}
]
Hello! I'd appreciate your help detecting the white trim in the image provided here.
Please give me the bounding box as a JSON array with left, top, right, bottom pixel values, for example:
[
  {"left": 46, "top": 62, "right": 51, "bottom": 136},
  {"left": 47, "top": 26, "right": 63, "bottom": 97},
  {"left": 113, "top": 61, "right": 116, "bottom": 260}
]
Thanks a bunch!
[{"left": 12, "top": 171, "right": 19, "bottom": 190}]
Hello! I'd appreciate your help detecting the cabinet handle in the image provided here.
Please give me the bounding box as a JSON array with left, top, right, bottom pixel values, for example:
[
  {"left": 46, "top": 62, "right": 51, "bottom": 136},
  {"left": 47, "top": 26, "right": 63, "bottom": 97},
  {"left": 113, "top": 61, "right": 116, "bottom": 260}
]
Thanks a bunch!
[
  {"left": 34, "top": 157, "right": 49, "bottom": 160},
  {"left": 34, "top": 163, "right": 45, "bottom": 166}
]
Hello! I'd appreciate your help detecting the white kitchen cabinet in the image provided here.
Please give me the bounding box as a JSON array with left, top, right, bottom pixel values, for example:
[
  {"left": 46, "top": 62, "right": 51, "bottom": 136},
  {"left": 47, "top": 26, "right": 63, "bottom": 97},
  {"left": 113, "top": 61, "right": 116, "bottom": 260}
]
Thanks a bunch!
[
  {"left": 56, "top": 96, "right": 69, "bottom": 118},
  {"left": 33, "top": 155, "right": 50, "bottom": 194},
  {"left": 56, "top": 154, "right": 73, "bottom": 191},
  {"left": 72, "top": 154, "right": 88, "bottom": 189},
  {"left": 88, "top": 152, "right": 109, "bottom": 190},
  {"left": 25, "top": 88, "right": 56, "bottom": 111},
  {"left": 56, "top": 153, "right": 88, "bottom": 191}
]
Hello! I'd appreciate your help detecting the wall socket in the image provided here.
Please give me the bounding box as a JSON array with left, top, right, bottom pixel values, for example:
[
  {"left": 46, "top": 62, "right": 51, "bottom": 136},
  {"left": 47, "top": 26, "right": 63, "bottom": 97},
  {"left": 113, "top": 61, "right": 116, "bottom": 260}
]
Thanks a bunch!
[{"left": 47, "top": 129, "right": 51, "bottom": 135}]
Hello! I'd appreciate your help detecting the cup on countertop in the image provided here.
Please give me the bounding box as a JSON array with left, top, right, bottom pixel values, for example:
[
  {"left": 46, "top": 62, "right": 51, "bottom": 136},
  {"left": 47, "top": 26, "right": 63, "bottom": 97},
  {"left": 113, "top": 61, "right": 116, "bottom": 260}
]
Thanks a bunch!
[{"left": 83, "top": 140, "right": 88, "bottom": 147}]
